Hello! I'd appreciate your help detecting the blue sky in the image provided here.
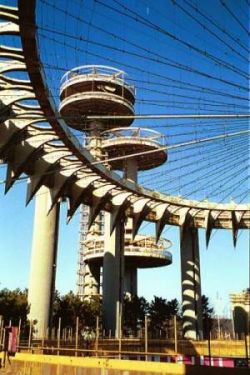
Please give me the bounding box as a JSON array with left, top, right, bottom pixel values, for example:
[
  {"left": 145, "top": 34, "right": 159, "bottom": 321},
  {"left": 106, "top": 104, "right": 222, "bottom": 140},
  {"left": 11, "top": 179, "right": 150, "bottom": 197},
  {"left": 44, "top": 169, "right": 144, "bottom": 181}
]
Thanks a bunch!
[{"left": 0, "top": 0, "right": 249, "bottom": 316}]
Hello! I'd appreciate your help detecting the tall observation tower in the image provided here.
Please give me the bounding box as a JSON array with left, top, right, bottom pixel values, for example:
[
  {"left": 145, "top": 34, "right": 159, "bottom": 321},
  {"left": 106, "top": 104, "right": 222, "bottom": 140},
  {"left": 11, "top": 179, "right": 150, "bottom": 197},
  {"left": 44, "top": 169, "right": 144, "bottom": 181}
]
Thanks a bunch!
[{"left": 59, "top": 65, "right": 172, "bottom": 302}]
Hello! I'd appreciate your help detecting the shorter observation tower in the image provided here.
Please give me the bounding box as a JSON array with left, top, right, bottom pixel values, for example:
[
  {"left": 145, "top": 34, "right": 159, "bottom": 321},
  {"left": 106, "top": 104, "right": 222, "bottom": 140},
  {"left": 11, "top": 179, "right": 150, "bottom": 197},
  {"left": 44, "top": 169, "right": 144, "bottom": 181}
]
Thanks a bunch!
[{"left": 59, "top": 65, "right": 172, "bottom": 301}]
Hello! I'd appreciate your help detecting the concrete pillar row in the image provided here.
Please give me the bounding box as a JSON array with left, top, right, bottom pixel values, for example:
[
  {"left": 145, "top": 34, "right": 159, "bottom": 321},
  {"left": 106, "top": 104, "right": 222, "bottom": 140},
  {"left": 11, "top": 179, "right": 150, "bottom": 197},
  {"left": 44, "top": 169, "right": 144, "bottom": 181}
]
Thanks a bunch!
[
  {"left": 28, "top": 185, "right": 60, "bottom": 338},
  {"left": 180, "top": 227, "right": 203, "bottom": 340}
]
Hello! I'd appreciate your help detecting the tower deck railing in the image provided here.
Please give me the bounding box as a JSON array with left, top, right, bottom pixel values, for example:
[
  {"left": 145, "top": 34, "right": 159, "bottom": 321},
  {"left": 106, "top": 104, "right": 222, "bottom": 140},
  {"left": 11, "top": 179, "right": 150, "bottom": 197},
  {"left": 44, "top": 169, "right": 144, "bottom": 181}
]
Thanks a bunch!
[
  {"left": 81, "top": 235, "right": 172, "bottom": 261},
  {"left": 60, "top": 65, "right": 135, "bottom": 95},
  {"left": 102, "top": 127, "right": 167, "bottom": 147}
]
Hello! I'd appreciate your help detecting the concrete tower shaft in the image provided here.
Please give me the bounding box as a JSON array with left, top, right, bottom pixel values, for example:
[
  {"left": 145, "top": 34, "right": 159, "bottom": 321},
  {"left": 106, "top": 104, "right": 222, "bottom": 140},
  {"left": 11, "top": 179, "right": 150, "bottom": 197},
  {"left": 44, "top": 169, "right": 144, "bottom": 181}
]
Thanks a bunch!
[
  {"left": 28, "top": 186, "right": 60, "bottom": 337},
  {"left": 180, "top": 227, "right": 203, "bottom": 339}
]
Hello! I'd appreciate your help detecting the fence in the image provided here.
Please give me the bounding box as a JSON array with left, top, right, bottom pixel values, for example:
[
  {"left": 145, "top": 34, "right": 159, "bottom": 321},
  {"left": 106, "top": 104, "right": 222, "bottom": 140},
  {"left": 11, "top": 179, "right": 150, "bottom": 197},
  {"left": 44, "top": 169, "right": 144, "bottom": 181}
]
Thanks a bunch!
[{"left": 0, "top": 315, "right": 249, "bottom": 368}]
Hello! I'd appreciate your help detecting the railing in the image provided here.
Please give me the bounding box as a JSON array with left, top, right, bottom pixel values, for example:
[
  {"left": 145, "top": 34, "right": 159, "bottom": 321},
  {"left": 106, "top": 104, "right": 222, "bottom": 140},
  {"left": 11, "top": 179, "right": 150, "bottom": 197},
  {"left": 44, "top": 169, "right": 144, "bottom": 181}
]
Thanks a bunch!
[
  {"left": 83, "top": 235, "right": 171, "bottom": 249},
  {"left": 82, "top": 235, "right": 172, "bottom": 260},
  {"left": 84, "top": 246, "right": 172, "bottom": 261},
  {"left": 102, "top": 127, "right": 167, "bottom": 147},
  {"left": 1, "top": 319, "right": 249, "bottom": 369},
  {"left": 60, "top": 65, "right": 135, "bottom": 94},
  {"left": 134, "top": 235, "right": 172, "bottom": 250}
]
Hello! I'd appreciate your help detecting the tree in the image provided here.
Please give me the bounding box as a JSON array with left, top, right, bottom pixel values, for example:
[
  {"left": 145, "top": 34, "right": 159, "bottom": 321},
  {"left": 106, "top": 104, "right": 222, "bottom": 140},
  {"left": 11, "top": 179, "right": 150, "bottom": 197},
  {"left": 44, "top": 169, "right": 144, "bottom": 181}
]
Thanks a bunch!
[
  {"left": 148, "top": 296, "right": 168, "bottom": 334},
  {"left": 167, "top": 298, "right": 180, "bottom": 318},
  {"left": 123, "top": 295, "right": 149, "bottom": 335},
  {"left": 202, "top": 295, "right": 214, "bottom": 339},
  {"left": 0, "top": 288, "right": 29, "bottom": 325},
  {"left": 148, "top": 296, "right": 181, "bottom": 337},
  {"left": 52, "top": 291, "right": 101, "bottom": 330},
  {"left": 81, "top": 295, "right": 102, "bottom": 328}
]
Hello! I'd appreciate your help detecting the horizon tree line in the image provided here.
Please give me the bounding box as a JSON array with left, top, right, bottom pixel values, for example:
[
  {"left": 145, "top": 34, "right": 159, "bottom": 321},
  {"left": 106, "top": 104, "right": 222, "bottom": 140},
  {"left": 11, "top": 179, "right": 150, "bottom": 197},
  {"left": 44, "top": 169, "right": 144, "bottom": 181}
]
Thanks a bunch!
[{"left": 0, "top": 288, "right": 214, "bottom": 338}]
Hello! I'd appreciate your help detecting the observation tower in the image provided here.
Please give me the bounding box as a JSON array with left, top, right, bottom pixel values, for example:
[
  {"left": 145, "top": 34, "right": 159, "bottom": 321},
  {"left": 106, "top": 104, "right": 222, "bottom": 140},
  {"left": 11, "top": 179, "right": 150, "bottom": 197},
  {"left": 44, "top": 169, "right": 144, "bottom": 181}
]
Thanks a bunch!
[
  {"left": 59, "top": 65, "right": 171, "bottom": 331},
  {"left": 2, "top": 1, "right": 249, "bottom": 341}
]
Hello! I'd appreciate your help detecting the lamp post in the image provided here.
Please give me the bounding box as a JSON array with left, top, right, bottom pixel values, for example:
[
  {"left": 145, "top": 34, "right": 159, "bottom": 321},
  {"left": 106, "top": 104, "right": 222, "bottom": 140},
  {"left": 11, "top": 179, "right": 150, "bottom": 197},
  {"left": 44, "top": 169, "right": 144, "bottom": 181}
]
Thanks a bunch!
[
  {"left": 174, "top": 315, "right": 178, "bottom": 353},
  {"left": 145, "top": 314, "right": 150, "bottom": 361}
]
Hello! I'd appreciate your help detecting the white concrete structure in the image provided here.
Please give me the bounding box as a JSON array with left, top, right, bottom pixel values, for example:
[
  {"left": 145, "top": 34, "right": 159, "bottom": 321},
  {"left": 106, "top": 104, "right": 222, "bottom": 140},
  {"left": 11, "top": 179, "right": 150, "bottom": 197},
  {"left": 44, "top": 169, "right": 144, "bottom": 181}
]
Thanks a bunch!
[{"left": 1, "top": 5, "right": 249, "bottom": 340}]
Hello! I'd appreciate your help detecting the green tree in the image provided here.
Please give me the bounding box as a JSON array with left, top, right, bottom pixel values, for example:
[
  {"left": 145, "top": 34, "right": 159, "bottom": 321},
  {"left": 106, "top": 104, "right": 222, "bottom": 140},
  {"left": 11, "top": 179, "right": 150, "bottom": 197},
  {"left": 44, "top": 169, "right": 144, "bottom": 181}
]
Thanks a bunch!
[
  {"left": 52, "top": 291, "right": 101, "bottom": 330},
  {"left": 202, "top": 294, "right": 214, "bottom": 339},
  {"left": 167, "top": 298, "right": 180, "bottom": 318},
  {"left": 148, "top": 296, "right": 180, "bottom": 337},
  {"left": 148, "top": 296, "right": 168, "bottom": 334},
  {"left": 0, "top": 288, "right": 29, "bottom": 325},
  {"left": 123, "top": 295, "right": 149, "bottom": 335},
  {"left": 81, "top": 295, "right": 102, "bottom": 328}
]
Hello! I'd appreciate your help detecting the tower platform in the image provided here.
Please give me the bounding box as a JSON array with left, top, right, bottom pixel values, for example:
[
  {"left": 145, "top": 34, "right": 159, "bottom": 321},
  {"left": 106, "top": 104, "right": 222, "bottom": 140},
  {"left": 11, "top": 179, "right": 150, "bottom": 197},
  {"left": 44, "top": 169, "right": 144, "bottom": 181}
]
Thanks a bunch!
[
  {"left": 102, "top": 127, "right": 167, "bottom": 170},
  {"left": 59, "top": 65, "right": 135, "bottom": 130},
  {"left": 82, "top": 234, "right": 172, "bottom": 268}
]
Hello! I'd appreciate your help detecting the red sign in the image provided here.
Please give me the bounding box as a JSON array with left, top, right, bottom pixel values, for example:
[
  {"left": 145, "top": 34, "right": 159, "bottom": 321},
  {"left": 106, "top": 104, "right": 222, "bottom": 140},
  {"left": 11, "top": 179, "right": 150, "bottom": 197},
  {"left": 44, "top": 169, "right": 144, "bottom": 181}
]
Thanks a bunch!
[{"left": 6, "top": 327, "right": 18, "bottom": 354}]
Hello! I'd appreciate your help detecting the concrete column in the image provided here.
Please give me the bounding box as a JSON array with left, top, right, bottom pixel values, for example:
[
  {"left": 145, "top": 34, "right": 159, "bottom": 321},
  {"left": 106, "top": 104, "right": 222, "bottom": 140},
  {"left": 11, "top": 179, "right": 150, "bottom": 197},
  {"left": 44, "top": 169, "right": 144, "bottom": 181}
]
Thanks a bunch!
[
  {"left": 124, "top": 266, "right": 137, "bottom": 296},
  {"left": 81, "top": 128, "right": 105, "bottom": 299},
  {"left": 82, "top": 206, "right": 103, "bottom": 298},
  {"left": 83, "top": 263, "right": 100, "bottom": 297},
  {"left": 103, "top": 212, "right": 125, "bottom": 337},
  {"left": 124, "top": 158, "right": 138, "bottom": 183},
  {"left": 123, "top": 159, "right": 138, "bottom": 297},
  {"left": 180, "top": 227, "right": 203, "bottom": 340},
  {"left": 28, "top": 185, "right": 60, "bottom": 338}
]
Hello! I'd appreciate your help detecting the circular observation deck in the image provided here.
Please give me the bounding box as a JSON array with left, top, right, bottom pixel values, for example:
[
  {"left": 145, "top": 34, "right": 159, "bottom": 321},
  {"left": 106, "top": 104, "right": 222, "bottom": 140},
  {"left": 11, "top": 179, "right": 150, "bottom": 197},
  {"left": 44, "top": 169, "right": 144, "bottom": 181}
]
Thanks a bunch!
[
  {"left": 101, "top": 127, "right": 168, "bottom": 170},
  {"left": 59, "top": 65, "right": 135, "bottom": 130},
  {"left": 82, "top": 235, "right": 172, "bottom": 268}
]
